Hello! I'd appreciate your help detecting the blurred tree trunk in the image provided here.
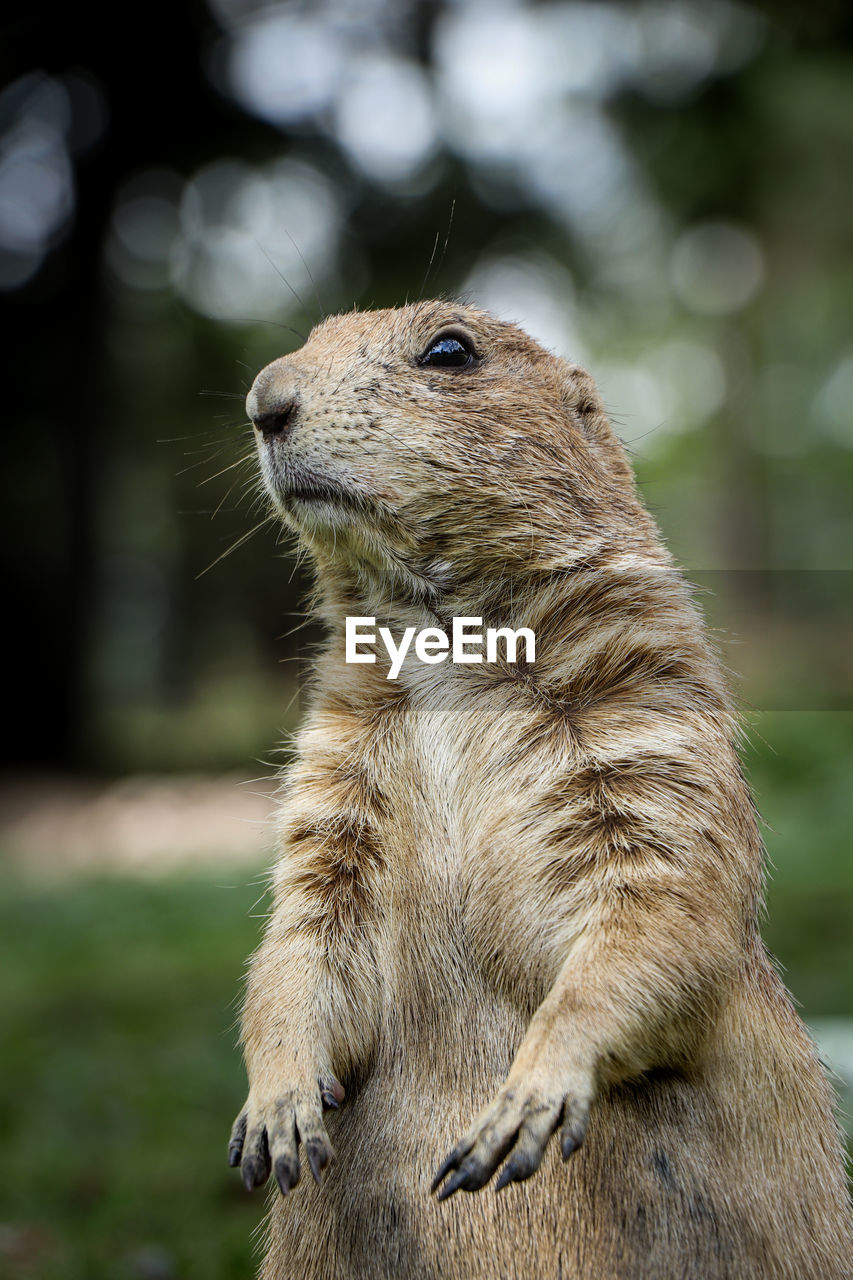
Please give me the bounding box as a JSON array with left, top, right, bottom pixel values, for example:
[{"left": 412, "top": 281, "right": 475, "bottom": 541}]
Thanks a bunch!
[{"left": 0, "top": 0, "right": 242, "bottom": 768}]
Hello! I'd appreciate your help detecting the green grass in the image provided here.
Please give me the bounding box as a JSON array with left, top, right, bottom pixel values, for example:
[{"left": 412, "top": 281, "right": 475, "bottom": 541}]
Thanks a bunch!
[
  {"left": 0, "top": 873, "right": 269, "bottom": 1280},
  {"left": 0, "top": 712, "right": 851, "bottom": 1277},
  {"left": 745, "top": 711, "right": 853, "bottom": 1015}
]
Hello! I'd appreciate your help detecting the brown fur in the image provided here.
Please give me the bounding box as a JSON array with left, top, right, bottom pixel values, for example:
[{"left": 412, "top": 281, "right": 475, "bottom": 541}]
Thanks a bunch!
[{"left": 229, "top": 302, "right": 853, "bottom": 1279}]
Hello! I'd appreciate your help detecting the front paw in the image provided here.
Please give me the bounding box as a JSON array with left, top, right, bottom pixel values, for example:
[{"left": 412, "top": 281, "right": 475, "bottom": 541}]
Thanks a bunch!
[
  {"left": 431, "top": 1078, "right": 589, "bottom": 1201},
  {"left": 228, "top": 1073, "right": 345, "bottom": 1195}
]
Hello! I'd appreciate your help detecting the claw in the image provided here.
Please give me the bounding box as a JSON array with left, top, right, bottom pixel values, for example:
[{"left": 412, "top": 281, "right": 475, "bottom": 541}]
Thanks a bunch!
[
  {"left": 494, "top": 1156, "right": 528, "bottom": 1191},
  {"left": 436, "top": 1167, "right": 471, "bottom": 1202},
  {"left": 305, "top": 1139, "right": 332, "bottom": 1185},
  {"left": 430, "top": 1144, "right": 467, "bottom": 1194},
  {"left": 242, "top": 1157, "right": 261, "bottom": 1191},
  {"left": 240, "top": 1123, "right": 271, "bottom": 1191},
  {"left": 228, "top": 1112, "right": 247, "bottom": 1167},
  {"left": 561, "top": 1129, "right": 582, "bottom": 1160},
  {"left": 274, "top": 1155, "right": 299, "bottom": 1196},
  {"left": 495, "top": 1135, "right": 545, "bottom": 1192},
  {"left": 318, "top": 1074, "right": 346, "bottom": 1107},
  {"left": 561, "top": 1112, "right": 588, "bottom": 1161}
]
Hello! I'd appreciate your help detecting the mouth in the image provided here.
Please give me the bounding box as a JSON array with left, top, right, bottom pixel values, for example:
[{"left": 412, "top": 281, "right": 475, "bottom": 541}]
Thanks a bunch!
[
  {"left": 257, "top": 441, "right": 391, "bottom": 538},
  {"left": 285, "top": 479, "right": 356, "bottom": 505},
  {"left": 280, "top": 475, "right": 364, "bottom": 512},
  {"left": 262, "top": 457, "right": 368, "bottom": 516}
]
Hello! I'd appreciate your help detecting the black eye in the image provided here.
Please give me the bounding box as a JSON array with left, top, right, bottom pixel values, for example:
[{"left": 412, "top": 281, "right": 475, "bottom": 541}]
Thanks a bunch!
[{"left": 419, "top": 333, "right": 476, "bottom": 369}]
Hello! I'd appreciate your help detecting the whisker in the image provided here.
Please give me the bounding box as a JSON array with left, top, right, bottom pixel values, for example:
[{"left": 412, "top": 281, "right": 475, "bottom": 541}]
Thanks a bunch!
[
  {"left": 230, "top": 316, "right": 310, "bottom": 344},
  {"left": 176, "top": 452, "right": 231, "bottom": 477},
  {"left": 419, "top": 198, "right": 457, "bottom": 300},
  {"left": 436, "top": 198, "right": 457, "bottom": 283},
  {"left": 280, "top": 226, "right": 325, "bottom": 323},
  {"left": 197, "top": 452, "right": 257, "bottom": 487},
  {"left": 210, "top": 476, "right": 246, "bottom": 521},
  {"left": 158, "top": 428, "right": 239, "bottom": 444},
  {"left": 176, "top": 445, "right": 244, "bottom": 477},
  {"left": 195, "top": 517, "right": 276, "bottom": 579},
  {"left": 418, "top": 229, "right": 442, "bottom": 302},
  {"left": 252, "top": 237, "right": 310, "bottom": 330}
]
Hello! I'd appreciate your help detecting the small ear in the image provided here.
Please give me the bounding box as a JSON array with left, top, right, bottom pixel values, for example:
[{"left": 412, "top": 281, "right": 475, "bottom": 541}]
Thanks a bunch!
[{"left": 556, "top": 359, "right": 633, "bottom": 482}]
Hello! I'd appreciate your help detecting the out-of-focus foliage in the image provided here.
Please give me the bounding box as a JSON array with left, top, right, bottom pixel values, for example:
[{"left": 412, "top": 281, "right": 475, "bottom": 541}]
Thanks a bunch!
[
  {"left": 0, "top": 872, "right": 262, "bottom": 1280},
  {"left": 2, "top": 0, "right": 851, "bottom": 772}
]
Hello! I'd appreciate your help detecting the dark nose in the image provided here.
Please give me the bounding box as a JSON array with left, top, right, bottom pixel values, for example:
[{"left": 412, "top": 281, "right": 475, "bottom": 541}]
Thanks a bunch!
[{"left": 251, "top": 396, "right": 298, "bottom": 440}]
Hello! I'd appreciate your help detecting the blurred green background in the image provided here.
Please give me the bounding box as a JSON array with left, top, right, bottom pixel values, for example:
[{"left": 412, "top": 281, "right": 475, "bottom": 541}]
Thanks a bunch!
[{"left": 1, "top": 0, "right": 851, "bottom": 1275}]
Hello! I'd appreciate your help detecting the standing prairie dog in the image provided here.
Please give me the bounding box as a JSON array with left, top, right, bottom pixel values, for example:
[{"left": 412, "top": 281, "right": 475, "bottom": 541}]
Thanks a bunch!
[{"left": 228, "top": 302, "right": 853, "bottom": 1279}]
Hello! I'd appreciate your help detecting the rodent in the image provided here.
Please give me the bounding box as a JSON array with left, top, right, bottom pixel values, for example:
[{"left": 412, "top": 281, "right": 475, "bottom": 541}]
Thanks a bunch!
[{"left": 227, "top": 301, "right": 853, "bottom": 1279}]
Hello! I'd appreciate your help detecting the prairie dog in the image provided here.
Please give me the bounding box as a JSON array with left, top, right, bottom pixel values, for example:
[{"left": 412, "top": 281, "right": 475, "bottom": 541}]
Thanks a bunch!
[{"left": 228, "top": 302, "right": 853, "bottom": 1279}]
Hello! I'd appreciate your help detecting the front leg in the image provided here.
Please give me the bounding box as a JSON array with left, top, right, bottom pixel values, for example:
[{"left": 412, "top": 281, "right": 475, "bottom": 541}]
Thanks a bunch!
[
  {"left": 228, "top": 719, "right": 386, "bottom": 1196},
  {"left": 227, "top": 914, "right": 360, "bottom": 1196},
  {"left": 433, "top": 846, "right": 741, "bottom": 1199},
  {"left": 430, "top": 1006, "right": 593, "bottom": 1200},
  {"left": 228, "top": 1053, "right": 345, "bottom": 1194}
]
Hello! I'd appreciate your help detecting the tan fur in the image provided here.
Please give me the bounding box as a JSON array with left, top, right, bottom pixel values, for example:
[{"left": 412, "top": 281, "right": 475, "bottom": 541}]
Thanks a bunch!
[{"left": 230, "top": 302, "right": 853, "bottom": 1279}]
